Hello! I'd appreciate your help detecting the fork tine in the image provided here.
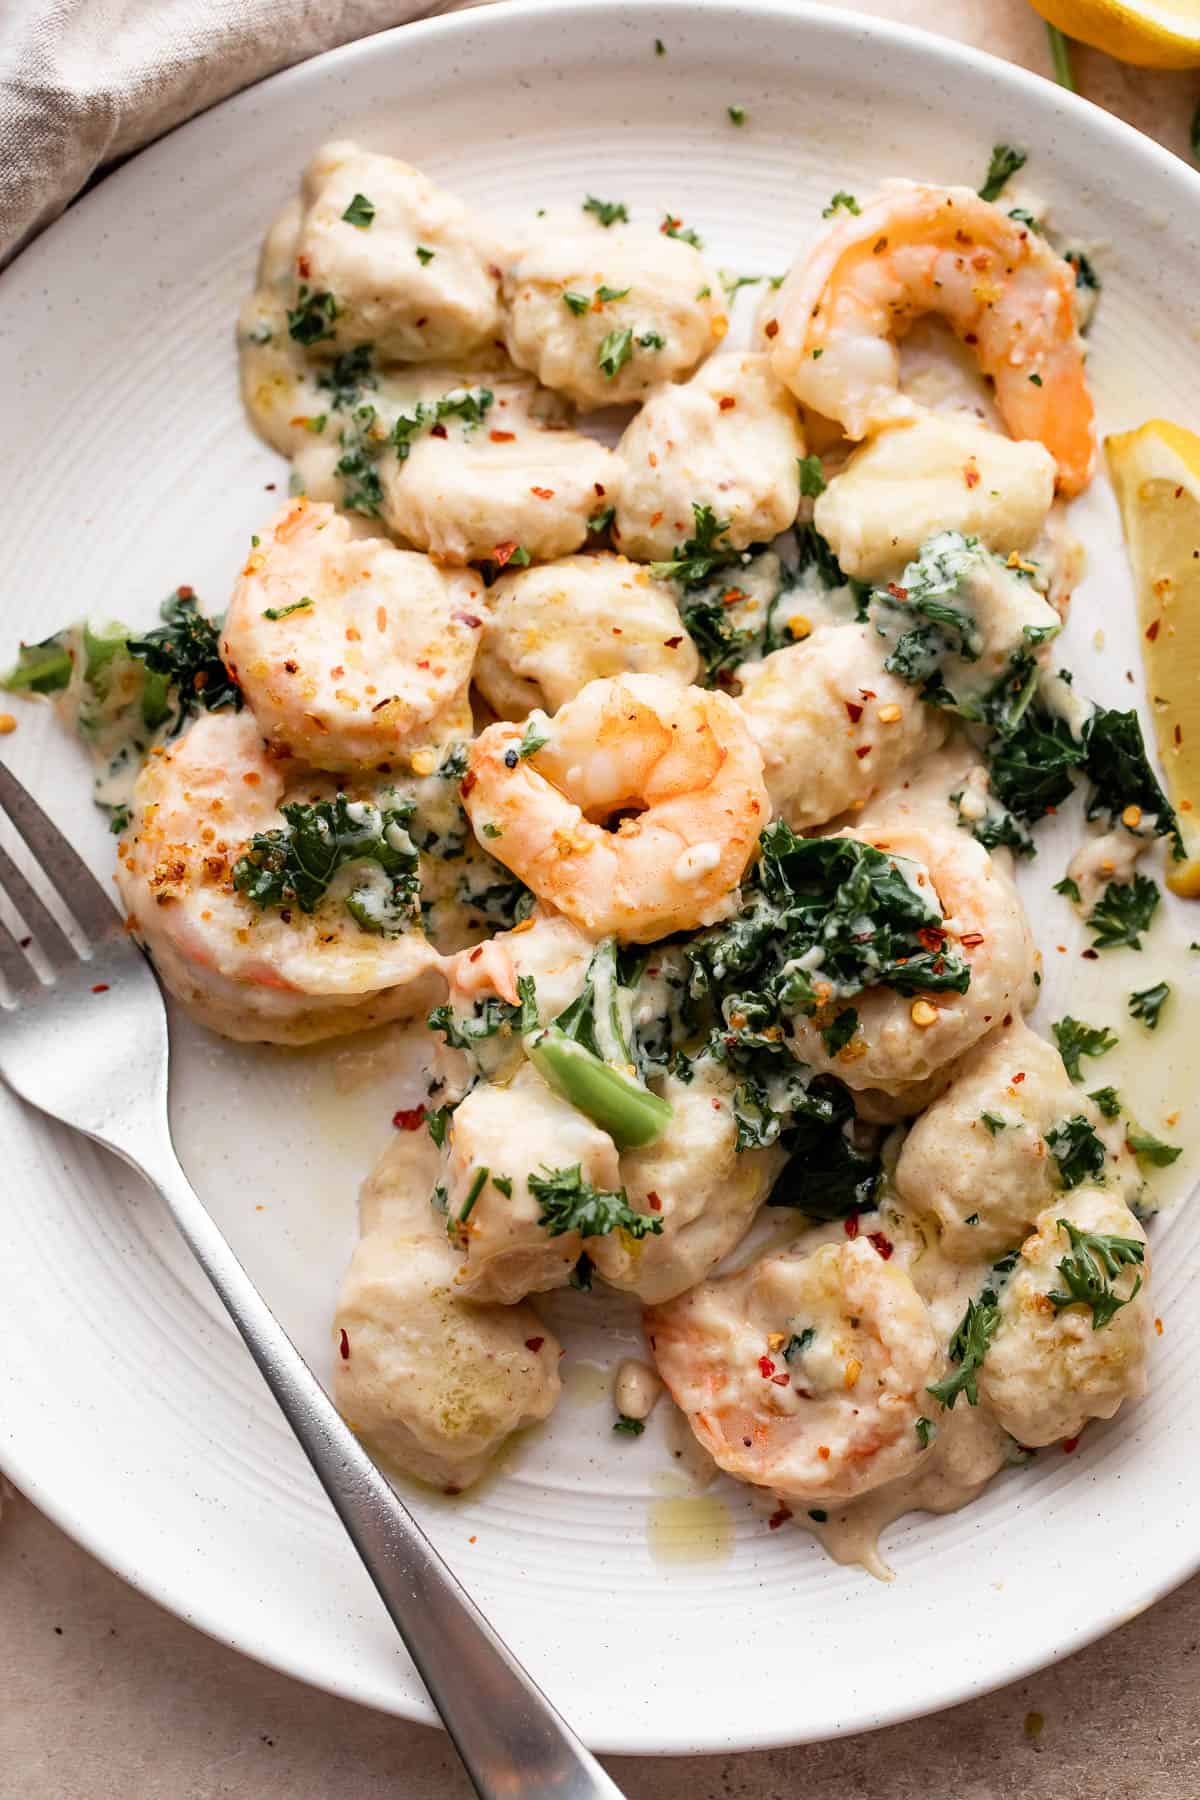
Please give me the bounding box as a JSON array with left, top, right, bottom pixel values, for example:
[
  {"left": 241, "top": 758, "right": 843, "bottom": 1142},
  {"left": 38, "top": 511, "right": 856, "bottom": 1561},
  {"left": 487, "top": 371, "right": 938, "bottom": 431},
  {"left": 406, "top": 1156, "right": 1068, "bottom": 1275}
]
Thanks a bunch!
[
  {"left": 0, "top": 839, "right": 80, "bottom": 966},
  {"left": 0, "top": 761, "right": 122, "bottom": 942},
  {"left": 0, "top": 910, "right": 41, "bottom": 1000}
]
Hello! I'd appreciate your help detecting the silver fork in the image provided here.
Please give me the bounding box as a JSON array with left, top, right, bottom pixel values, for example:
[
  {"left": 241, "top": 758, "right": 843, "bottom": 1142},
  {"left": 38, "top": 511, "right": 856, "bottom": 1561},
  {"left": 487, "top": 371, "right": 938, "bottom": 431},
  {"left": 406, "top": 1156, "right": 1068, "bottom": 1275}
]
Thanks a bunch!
[{"left": 0, "top": 759, "right": 625, "bottom": 1800}]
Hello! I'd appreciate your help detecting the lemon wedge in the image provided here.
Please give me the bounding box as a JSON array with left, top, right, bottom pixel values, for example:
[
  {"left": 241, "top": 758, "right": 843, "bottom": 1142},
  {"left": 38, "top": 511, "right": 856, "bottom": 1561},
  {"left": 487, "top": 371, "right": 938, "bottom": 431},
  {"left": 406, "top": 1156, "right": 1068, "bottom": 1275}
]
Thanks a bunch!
[
  {"left": 1031, "top": 0, "right": 1200, "bottom": 68},
  {"left": 1106, "top": 419, "right": 1200, "bottom": 895}
]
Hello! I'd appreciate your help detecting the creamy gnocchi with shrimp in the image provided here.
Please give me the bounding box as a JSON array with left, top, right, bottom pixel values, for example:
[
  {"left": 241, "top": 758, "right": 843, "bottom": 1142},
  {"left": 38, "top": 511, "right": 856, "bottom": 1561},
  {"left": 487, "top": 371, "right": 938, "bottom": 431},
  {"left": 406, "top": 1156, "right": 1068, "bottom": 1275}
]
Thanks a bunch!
[{"left": 11, "top": 138, "right": 1188, "bottom": 1577}]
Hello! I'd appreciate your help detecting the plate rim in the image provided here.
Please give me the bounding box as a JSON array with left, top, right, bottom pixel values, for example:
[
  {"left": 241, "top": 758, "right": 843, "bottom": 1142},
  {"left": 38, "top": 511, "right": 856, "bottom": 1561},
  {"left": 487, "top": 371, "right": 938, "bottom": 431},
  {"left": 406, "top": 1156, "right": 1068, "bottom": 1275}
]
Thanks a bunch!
[{"left": 2, "top": 0, "right": 1200, "bottom": 1755}]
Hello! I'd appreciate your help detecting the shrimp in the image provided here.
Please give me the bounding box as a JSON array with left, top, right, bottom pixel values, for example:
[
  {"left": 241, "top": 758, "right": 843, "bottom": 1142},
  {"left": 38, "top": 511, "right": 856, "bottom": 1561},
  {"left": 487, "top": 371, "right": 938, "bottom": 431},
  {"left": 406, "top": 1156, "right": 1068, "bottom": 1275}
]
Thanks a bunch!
[
  {"left": 647, "top": 1238, "right": 942, "bottom": 1502},
  {"left": 221, "top": 498, "right": 485, "bottom": 773},
  {"left": 766, "top": 184, "right": 1096, "bottom": 495},
  {"left": 336, "top": 1130, "right": 561, "bottom": 1491},
  {"left": 786, "top": 820, "right": 1036, "bottom": 1098},
  {"left": 115, "top": 708, "right": 442, "bottom": 1044},
  {"left": 461, "top": 674, "right": 769, "bottom": 943}
]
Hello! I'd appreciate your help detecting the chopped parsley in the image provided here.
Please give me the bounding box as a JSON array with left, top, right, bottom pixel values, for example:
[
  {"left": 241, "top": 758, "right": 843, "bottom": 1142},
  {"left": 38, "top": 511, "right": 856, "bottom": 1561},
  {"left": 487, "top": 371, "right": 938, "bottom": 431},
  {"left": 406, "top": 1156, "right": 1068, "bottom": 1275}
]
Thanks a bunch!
[
  {"left": 1054, "top": 875, "right": 1082, "bottom": 904},
  {"left": 727, "top": 105, "right": 747, "bottom": 126},
  {"left": 562, "top": 290, "right": 590, "bottom": 315},
  {"left": 661, "top": 214, "right": 704, "bottom": 249},
  {"left": 286, "top": 284, "right": 338, "bottom": 346},
  {"left": 583, "top": 195, "right": 629, "bottom": 227},
  {"left": 517, "top": 719, "right": 549, "bottom": 760},
  {"left": 927, "top": 1286, "right": 1002, "bottom": 1408},
  {"left": 415, "top": 245, "right": 435, "bottom": 264},
  {"left": 820, "top": 1009, "right": 859, "bottom": 1056},
  {"left": 1088, "top": 1086, "right": 1122, "bottom": 1120},
  {"left": 1046, "top": 1115, "right": 1107, "bottom": 1190},
  {"left": 915, "top": 1416, "right": 936, "bottom": 1450},
  {"left": 1126, "top": 1126, "right": 1182, "bottom": 1169},
  {"left": 649, "top": 502, "right": 741, "bottom": 589},
  {"left": 822, "top": 191, "right": 861, "bottom": 217},
  {"left": 978, "top": 143, "right": 1027, "bottom": 203},
  {"left": 1049, "top": 1219, "right": 1144, "bottom": 1330},
  {"left": 783, "top": 1328, "right": 815, "bottom": 1361},
  {"left": 233, "top": 796, "right": 419, "bottom": 933},
  {"left": 637, "top": 330, "right": 666, "bottom": 350},
  {"left": 262, "top": 598, "right": 313, "bottom": 621},
  {"left": 588, "top": 504, "right": 615, "bottom": 534},
  {"left": 341, "top": 193, "right": 375, "bottom": 228},
  {"left": 598, "top": 326, "right": 634, "bottom": 379},
  {"left": 796, "top": 454, "right": 826, "bottom": 498},
  {"left": 1129, "top": 981, "right": 1170, "bottom": 1030},
  {"left": 1086, "top": 875, "right": 1160, "bottom": 952},
  {"left": 528, "top": 1163, "right": 663, "bottom": 1240},
  {"left": 655, "top": 36, "right": 665, "bottom": 54},
  {"left": 1052, "top": 1016, "right": 1119, "bottom": 1083},
  {"left": 393, "top": 386, "right": 494, "bottom": 461},
  {"left": 981, "top": 1112, "right": 1007, "bottom": 1135},
  {"left": 613, "top": 1415, "right": 645, "bottom": 1436}
]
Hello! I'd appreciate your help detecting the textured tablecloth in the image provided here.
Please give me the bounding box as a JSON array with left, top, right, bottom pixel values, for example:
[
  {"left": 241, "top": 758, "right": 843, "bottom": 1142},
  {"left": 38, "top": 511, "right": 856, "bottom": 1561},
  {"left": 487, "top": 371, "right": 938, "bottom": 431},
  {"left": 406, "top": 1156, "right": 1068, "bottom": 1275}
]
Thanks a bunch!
[{"left": 2, "top": 2, "right": 1199, "bottom": 1796}]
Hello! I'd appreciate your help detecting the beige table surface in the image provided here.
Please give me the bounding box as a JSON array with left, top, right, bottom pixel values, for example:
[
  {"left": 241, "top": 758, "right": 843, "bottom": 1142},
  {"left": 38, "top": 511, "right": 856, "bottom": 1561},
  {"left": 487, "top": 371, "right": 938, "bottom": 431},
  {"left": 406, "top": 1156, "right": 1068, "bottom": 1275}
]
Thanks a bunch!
[{"left": 4, "top": 3, "right": 1200, "bottom": 1796}]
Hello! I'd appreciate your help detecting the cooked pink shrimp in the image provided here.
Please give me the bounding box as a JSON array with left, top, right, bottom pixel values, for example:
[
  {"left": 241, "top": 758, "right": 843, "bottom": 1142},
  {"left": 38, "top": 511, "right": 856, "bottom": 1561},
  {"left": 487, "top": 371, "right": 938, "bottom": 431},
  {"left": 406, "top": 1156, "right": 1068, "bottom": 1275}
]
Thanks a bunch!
[
  {"left": 767, "top": 184, "right": 1095, "bottom": 495},
  {"left": 221, "top": 498, "right": 485, "bottom": 773},
  {"left": 115, "top": 708, "right": 441, "bottom": 1044},
  {"left": 460, "top": 674, "right": 769, "bottom": 943},
  {"left": 647, "top": 1239, "right": 942, "bottom": 1503}
]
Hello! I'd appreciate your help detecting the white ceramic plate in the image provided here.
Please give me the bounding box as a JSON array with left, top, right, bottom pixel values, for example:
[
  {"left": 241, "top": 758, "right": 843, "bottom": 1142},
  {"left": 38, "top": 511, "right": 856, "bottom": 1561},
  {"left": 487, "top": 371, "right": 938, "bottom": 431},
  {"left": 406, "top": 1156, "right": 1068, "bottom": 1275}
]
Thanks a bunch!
[{"left": 3, "top": 0, "right": 1200, "bottom": 1755}]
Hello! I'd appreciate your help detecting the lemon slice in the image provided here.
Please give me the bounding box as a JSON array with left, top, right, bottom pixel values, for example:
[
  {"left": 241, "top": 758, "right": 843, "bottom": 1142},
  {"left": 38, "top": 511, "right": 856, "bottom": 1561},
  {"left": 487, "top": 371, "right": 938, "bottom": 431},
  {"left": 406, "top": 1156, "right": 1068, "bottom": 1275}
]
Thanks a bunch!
[
  {"left": 1106, "top": 419, "right": 1200, "bottom": 895},
  {"left": 1031, "top": 0, "right": 1200, "bottom": 68}
]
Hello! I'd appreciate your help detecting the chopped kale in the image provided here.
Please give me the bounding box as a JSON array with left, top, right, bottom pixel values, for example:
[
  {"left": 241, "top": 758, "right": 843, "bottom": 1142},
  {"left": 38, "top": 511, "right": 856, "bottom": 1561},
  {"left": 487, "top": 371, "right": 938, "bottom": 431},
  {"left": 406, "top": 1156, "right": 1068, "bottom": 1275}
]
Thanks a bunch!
[
  {"left": 1087, "top": 875, "right": 1160, "bottom": 952},
  {"left": 1046, "top": 1115, "right": 1107, "bottom": 1190},
  {"left": 1052, "top": 1016, "right": 1119, "bottom": 1083},
  {"left": 528, "top": 1163, "right": 663, "bottom": 1239},
  {"left": 233, "top": 795, "right": 419, "bottom": 932}
]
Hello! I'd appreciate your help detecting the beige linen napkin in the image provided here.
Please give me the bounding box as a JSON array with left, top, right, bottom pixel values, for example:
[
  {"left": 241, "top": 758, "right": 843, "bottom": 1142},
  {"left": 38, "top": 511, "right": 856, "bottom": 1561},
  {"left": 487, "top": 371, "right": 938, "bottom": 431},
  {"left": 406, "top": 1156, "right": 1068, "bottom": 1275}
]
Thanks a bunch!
[{"left": 0, "top": 0, "right": 485, "bottom": 266}]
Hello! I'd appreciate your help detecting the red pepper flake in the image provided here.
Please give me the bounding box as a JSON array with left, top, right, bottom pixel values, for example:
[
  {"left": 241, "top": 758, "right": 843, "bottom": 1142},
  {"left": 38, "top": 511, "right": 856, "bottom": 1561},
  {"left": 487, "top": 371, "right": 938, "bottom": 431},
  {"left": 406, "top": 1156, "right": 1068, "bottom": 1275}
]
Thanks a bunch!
[
  {"left": 964, "top": 459, "right": 980, "bottom": 489},
  {"left": 1012, "top": 1071, "right": 1026, "bottom": 1084},
  {"left": 721, "top": 588, "right": 748, "bottom": 607},
  {"left": 917, "top": 926, "right": 945, "bottom": 952},
  {"left": 392, "top": 1105, "right": 427, "bottom": 1131},
  {"left": 867, "top": 1231, "right": 894, "bottom": 1260},
  {"left": 530, "top": 486, "right": 555, "bottom": 500},
  {"left": 594, "top": 482, "right": 607, "bottom": 497},
  {"left": 844, "top": 1212, "right": 860, "bottom": 1239},
  {"left": 845, "top": 700, "right": 864, "bottom": 724},
  {"left": 664, "top": 635, "right": 683, "bottom": 648},
  {"left": 1062, "top": 1435, "right": 1080, "bottom": 1455},
  {"left": 297, "top": 255, "right": 311, "bottom": 279},
  {"left": 959, "top": 931, "right": 984, "bottom": 948},
  {"left": 338, "top": 1328, "right": 350, "bottom": 1361},
  {"left": 886, "top": 582, "right": 909, "bottom": 601},
  {"left": 492, "top": 540, "right": 518, "bottom": 567},
  {"left": 764, "top": 318, "right": 779, "bottom": 339},
  {"left": 817, "top": 1444, "right": 831, "bottom": 1461},
  {"left": 430, "top": 423, "right": 448, "bottom": 438},
  {"left": 461, "top": 769, "right": 477, "bottom": 796},
  {"left": 855, "top": 744, "right": 872, "bottom": 759},
  {"left": 768, "top": 1504, "right": 792, "bottom": 1530},
  {"left": 758, "top": 1355, "right": 776, "bottom": 1378},
  {"left": 1175, "top": 723, "right": 1183, "bottom": 746},
  {"left": 1081, "top": 948, "right": 1099, "bottom": 960},
  {"left": 452, "top": 611, "right": 482, "bottom": 629},
  {"left": 718, "top": 396, "right": 737, "bottom": 411},
  {"left": 1146, "top": 620, "right": 1161, "bottom": 642},
  {"left": 647, "top": 1191, "right": 663, "bottom": 1212},
  {"left": 91, "top": 982, "right": 110, "bottom": 994},
  {"left": 525, "top": 1336, "right": 545, "bottom": 1353},
  {"left": 490, "top": 429, "right": 516, "bottom": 443},
  {"left": 771, "top": 1372, "right": 790, "bottom": 1387},
  {"left": 858, "top": 688, "right": 877, "bottom": 701}
]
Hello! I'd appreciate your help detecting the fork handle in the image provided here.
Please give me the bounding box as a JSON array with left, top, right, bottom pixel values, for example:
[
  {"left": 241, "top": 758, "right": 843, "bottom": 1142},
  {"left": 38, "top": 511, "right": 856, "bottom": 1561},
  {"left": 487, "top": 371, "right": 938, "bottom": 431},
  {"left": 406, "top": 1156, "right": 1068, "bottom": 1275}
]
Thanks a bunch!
[{"left": 128, "top": 1142, "right": 625, "bottom": 1800}]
